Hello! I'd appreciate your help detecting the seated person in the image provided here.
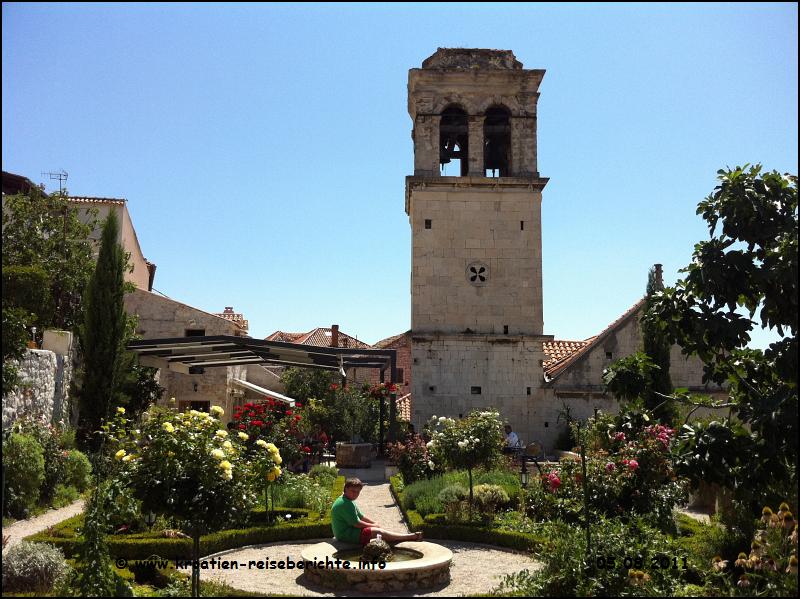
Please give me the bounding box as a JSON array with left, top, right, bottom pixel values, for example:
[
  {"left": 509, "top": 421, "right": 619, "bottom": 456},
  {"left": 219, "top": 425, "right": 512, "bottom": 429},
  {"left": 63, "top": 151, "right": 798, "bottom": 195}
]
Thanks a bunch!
[
  {"left": 331, "top": 478, "right": 422, "bottom": 545},
  {"left": 503, "top": 424, "right": 522, "bottom": 454}
]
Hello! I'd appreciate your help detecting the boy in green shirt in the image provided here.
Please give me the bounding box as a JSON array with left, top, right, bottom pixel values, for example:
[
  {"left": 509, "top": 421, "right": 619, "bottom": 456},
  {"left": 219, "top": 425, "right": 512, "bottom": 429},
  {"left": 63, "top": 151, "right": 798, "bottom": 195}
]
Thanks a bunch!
[{"left": 331, "top": 478, "right": 423, "bottom": 545}]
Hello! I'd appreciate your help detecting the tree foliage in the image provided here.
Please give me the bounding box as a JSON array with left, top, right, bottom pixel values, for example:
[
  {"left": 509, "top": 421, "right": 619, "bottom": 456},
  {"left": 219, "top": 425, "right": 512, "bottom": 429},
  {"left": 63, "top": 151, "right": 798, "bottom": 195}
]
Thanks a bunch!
[
  {"left": 78, "top": 211, "right": 127, "bottom": 451},
  {"left": 1, "top": 188, "right": 97, "bottom": 331},
  {"left": 642, "top": 267, "right": 677, "bottom": 423},
  {"left": 644, "top": 165, "right": 798, "bottom": 520}
]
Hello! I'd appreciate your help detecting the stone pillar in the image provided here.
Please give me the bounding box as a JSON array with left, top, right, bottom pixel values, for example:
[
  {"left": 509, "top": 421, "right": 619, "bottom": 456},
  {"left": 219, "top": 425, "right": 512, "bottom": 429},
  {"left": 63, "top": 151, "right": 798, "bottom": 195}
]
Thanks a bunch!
[
  {"left": 468, "top": 116, "right": 485, "bottom": 176},
  {"left": 414, "top": 115, "right": 440, "bottom": 177}
]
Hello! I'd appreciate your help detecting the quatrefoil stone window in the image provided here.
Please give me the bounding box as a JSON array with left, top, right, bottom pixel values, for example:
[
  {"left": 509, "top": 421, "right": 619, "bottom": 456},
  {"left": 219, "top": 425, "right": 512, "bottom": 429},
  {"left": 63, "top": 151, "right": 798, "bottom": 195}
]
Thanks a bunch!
[{"left": 467, "top": 261, "right": 489, "bottom": 286}]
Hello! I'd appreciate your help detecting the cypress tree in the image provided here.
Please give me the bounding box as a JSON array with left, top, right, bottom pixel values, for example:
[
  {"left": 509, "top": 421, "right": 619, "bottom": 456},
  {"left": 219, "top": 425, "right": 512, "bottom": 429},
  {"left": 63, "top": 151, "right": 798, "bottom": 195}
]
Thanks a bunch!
[
  {"left": 642, "top": 265, "right": 677, "bottom": 424},
  {"left": 77, "top": 211, "right": 127, "bottom": 452}
]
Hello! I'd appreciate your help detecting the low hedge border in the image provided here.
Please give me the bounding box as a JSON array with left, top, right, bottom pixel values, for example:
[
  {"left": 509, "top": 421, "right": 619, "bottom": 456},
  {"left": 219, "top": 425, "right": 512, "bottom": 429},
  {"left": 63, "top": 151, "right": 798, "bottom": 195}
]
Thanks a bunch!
[
  {"left": 389, "top": 474, "right": 545, "bottom": 553},
  {"left": 25, "top": 476, "right": 346, "bottom": 560}
]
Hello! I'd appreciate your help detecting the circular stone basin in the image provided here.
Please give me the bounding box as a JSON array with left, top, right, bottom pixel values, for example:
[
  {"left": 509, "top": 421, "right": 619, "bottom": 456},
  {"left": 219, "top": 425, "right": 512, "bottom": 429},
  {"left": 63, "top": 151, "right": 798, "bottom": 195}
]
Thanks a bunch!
[{"left": 301, "top": 540, "right": 452, "bottom": 593}]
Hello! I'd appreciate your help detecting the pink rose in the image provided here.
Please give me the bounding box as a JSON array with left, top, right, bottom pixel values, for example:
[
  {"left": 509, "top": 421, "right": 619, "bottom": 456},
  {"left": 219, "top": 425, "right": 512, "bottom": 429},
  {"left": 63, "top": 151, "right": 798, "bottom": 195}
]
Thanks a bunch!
[
  {"left": 627, "top": 459, "right": 639, "bottom": 471},
  {"left": 614, "top": 432, "right": 626, "bottom": 442},
  {"left": 605, "top": 462, "right": 616, "bottom": 472}
]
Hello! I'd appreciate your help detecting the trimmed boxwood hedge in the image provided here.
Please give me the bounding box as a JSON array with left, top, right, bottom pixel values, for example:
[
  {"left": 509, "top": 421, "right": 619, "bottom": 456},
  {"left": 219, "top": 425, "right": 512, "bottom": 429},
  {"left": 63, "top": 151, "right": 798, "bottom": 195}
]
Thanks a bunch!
[
  {"left": 25, "top": 476, "right": 346, "bottom": 560},
  {"left": 390, "top": 474, "right": 546, "bottom": 552}
]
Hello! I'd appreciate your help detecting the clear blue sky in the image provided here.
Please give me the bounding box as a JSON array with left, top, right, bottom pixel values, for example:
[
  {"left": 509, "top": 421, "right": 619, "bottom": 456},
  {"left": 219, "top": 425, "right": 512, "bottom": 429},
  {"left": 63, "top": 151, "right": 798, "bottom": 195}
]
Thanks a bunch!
[{"left": 3, "top": 3, "right": 797, "bottom": 348}]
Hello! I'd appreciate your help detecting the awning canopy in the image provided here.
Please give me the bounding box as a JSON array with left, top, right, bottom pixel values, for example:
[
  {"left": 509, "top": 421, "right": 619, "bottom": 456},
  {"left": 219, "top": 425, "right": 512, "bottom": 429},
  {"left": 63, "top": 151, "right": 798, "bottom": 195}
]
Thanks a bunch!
[
  {"left": 231, "top": 378, "right": 297, "bottom": 407},
  {"left": 127, "top": 335, "right": 397, "bottom": 379}
]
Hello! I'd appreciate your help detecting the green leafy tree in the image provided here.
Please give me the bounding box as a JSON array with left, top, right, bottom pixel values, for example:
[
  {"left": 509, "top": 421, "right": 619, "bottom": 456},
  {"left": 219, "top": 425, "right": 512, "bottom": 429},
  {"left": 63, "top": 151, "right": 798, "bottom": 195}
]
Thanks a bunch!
[
  {"left": 77, "top": 211, "right": 127, "bottom": 452},
  {"left": 2, "top": 307, "right": 31, "bottom": 395},
  {"left": 644, "top": 165, "right": 797, "bottom": 528},
  {"left": 281, "top": 366, "right": 334, "bottom": 403},
  {"left": 1, "top": 187, "right": 97, "bottom": 331}
]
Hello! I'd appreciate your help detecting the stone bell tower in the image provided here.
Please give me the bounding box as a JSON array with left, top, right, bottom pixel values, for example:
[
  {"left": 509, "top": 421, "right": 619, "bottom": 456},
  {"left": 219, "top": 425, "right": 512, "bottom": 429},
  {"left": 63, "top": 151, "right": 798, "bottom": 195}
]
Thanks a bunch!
[{"left": 406, "top": 48, "right": 551, "bottom": 443}]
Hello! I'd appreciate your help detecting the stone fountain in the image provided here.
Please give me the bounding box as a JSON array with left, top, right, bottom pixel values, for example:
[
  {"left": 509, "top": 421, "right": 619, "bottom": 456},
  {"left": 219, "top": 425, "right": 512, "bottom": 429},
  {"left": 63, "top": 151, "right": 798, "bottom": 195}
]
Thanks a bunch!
[{"left": 301, "top": 538, "right": 452, "bottom": 593}]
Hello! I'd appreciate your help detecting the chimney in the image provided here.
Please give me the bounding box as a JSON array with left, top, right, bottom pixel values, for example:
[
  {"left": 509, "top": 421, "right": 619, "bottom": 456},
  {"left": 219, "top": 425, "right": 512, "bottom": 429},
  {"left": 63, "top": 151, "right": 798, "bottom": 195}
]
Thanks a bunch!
[
  {"left": 654, "top": 264, "right": 663, "bottom": 289},
  {"left": 224, "top": 306, "right": 233, "bottom": 314},
  {"left": 331, "top": 324, "right": 339, "bottom": 348}
]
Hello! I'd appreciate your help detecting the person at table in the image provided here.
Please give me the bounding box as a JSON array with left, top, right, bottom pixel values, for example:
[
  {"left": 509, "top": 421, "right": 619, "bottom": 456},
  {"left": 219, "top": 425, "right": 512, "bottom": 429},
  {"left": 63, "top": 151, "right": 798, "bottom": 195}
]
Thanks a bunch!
[{"left": 503, "top": 424, "right": 522, "bottom": 454}]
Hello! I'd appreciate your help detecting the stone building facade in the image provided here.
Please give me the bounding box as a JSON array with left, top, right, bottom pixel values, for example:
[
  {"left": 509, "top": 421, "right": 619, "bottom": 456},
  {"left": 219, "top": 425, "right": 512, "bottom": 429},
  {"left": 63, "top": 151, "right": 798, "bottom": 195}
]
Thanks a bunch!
[
  {"left": 407, "top": 49, "right": 552, "bottom": 443},
  {"left": 125, "top": 288, "right": 249, "bottom": 422}
]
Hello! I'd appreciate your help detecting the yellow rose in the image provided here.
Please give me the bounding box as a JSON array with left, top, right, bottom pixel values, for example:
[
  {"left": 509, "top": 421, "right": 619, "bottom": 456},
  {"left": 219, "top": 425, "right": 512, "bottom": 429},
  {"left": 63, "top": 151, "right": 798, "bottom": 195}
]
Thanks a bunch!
[
  {"left": 223, "top": 440, "right": 233, "bottom": 450},
  {"left": 211, "top": 449, "right": 225, "bottom": 460},
  {"left": 272, "top": 466, "right": 282, "bottom": 477},
  {"left": 116, "top": 407, "right": 126, "bottom": 415},
  {"left": 256, "top": 439, "right": 268, "bottom": 448},
  {"left": 219, "top": 460, "right": 232, "bottom": 471},
  {"left": 238, "top": 432, "right": 249, "bottom": 441},
  {"left": 162, "top": 422, "right": 175, "bottom": 433},
  {"left": 265, "top": 442, "right": 277, "bottom": 452},
  {"left": 122, "top": 454, "right": 134, "bottom": 462},
  {"left": 115, "top": 449, "right": 127, "bottom": 460},
  {"left": 216, "top": 430, "right": 228, "bottom": 438},
  {"left": 266, "top": 472, "right": 277, "bottom": 482},
  {"left": 274, "top": 455, "right": 282, "bottom": 465},
  {"left": 210, "top": 405, "right": 224, "bottom": 417}
]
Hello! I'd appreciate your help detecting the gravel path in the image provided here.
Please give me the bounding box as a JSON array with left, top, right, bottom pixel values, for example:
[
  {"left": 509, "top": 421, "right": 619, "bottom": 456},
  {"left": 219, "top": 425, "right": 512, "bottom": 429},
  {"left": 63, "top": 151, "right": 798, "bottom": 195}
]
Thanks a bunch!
[
  {"left": 2, "top": 499, "right": 85, "bottom": 549},
  {"left": 202, "top": 481, "right": 541, "bottom": 596}
]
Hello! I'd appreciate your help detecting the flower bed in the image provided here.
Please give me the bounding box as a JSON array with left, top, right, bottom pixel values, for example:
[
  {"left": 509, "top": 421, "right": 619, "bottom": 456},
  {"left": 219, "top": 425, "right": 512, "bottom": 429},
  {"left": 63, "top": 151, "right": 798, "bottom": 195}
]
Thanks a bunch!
[
  {"left": 25, "top": 477, "right": 345, "bottom": 560},
  {"left": 389, "top": 474, "right": 545, "bottom": 552}
]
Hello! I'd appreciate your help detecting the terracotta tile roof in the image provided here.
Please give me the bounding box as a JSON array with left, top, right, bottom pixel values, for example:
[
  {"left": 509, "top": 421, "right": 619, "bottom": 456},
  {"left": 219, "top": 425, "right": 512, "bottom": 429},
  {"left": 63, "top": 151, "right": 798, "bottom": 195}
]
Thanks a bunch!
[
  {"left": 293, "top": 328, "right": 372, "bottom": 349},
  {"left": 543, "top": 339, "right": 593, "bottom": 374},
  {"left": 265, "top": 328, "right": 372, "bottom": 349},
  {"left": 265, "top": 331, "right": 306, "bottom": 343},
  {"left": 213, "top": 307, "right": 248, "bottom": 332},
  {"left": 545, "top": 298, "right": 646, "bottom": 380},
  {"left": 68, "top": 196, "right": 127, "bottom": 205},
  {"left": 396, "top": 393, "right": 412, "bottom": 421},
  {"left": 374, "top": 330, "right": 411, "bottom": 349}
]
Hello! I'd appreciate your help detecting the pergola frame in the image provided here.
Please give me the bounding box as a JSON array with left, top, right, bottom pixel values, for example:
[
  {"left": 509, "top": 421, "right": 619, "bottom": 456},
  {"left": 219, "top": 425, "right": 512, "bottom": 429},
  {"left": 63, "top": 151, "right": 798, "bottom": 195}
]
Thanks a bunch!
[{"left": 127, "top": 335, "right": 399, "bottom": 449}]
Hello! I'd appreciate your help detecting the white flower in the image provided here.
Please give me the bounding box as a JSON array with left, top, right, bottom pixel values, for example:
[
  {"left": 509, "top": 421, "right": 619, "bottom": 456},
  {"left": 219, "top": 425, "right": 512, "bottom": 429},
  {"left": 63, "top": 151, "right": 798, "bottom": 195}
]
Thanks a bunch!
[
  {"left": 438, "top": 416, "right": 446, "bottom": 423},
  {"left": 428, "top": 460, "right": 435, "bottom": 470},
  {"left": 426, "top": 441, "right": 434, "bottom": 448}
]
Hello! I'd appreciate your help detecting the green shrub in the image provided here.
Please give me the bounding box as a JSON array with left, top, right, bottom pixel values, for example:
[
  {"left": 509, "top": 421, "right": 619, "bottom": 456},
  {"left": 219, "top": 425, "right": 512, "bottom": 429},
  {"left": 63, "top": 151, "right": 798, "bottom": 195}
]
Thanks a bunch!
[
  {"left": 474, "top": 484, "right": 509, "bottom": 515},
  {"left": 59, "top": 428, "right": 77, "bottom": 450},
  {"left": 14, "top": 418, "right": 67, "bottom": 504},
  {"left": 63, "top": 449, "right": 92, "bottom": 492},
  {"left": 438, "top": 484, "right": 468, "bottom": 505},
  {"left": 272, "top": 473, "right": 333, "bottom": 514},
  {"left": 4, "top": 433, "right": 45, "bottom": 517},
  {"left": 494, "top": 517, "right": 695, "bottom": 597},
  {"left": 309, "top": 464, "right": 338, "bottom": 487},
  {"left": 2, "top": 540, "right": 69, "bottom": 592},
  {"left": 52, "top": 484, "right": 80, "bottom": 508}
]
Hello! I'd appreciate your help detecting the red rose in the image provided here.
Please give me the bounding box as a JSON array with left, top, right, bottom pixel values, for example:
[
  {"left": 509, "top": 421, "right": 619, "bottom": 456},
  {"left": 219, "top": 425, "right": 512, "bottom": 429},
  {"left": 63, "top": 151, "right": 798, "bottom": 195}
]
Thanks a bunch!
[
  {"left": 294, "top": 415, "right": 301, "bottom": 421},
  {"left": 330, "top": 383, "right": 338, "bottom": 390},
  {"left": 239, "top": 424, "right": 246, "bottom": 430},
  {"left": 303, "top": 446, "right": 311, "bottom": 453},
  {"left": 286, "top": 410, "right": 293, "bottom": 416},
  {"left": 295, "top": 403, "right": 302, "bottom": 408},
  {"left": 252, "top": 420, "right": 263, "bottom": 427}
]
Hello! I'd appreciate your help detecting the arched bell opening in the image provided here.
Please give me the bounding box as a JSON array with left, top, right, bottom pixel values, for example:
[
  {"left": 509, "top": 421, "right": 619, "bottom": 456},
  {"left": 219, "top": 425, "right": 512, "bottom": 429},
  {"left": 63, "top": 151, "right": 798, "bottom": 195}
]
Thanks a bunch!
[
  {"left": 484, "top": 105, "right": 511, "bottom": 177},
  {"left": 439, "top": 105, "right": 469, "bottom": 177}
]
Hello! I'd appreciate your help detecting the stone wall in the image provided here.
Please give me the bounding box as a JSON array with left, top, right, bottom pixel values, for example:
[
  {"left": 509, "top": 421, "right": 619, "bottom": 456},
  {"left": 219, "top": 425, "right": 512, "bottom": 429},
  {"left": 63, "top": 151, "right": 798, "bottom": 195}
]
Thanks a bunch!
[
  {"left": 408, "top": 182, "right": 544, "bottom": 336},
  {"left": 411, "top": 333, "right": 547, "bottom": 443},
  {"left": 2, "top": 349, "right": 72, "bottom": 429}
]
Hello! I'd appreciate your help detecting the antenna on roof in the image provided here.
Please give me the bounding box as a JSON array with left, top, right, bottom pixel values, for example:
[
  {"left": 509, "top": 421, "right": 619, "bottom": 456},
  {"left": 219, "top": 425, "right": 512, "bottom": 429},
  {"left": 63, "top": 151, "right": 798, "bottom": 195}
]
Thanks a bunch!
[{"left": 41, "top": 170, "right": 68, "bottom": 193}]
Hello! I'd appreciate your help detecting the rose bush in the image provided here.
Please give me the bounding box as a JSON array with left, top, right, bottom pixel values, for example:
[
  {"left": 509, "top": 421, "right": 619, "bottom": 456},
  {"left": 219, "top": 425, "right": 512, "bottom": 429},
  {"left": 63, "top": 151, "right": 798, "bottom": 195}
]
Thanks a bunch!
[{"left": 232, "top": 399, "right": 303, "bottom": 467}]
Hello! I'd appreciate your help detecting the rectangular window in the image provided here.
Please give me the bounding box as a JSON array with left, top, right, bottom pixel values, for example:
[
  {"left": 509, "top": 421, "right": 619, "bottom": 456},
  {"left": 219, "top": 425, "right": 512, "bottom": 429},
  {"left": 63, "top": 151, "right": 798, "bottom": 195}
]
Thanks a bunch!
[
  {"left": 424, "top": 219, "right": 432, "bottom": 229},
  {"left": 526, "top": 387, "right": 531, "bottom": 395},
  {"left": 185, "top": 328, "right": 206, "bottom": 337},
  {"left": 520, "top": 221, "right": 525, "bottom": 230},
  {"left": 503, "top": 325, "right": 509, "bottom": 334},
  {"left": 179, "top": 400, "right": 209, "bottom": 413},
  {"left": 396, "top": 368, "right": 404, "bottom": 384},
  {"left": 471, "top": 386, "right": 482, "bottom": 395},
  {"left": 605, "top": 351, "right": 613, "bottom": 359}
]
